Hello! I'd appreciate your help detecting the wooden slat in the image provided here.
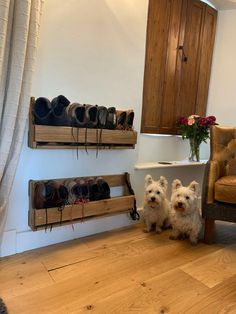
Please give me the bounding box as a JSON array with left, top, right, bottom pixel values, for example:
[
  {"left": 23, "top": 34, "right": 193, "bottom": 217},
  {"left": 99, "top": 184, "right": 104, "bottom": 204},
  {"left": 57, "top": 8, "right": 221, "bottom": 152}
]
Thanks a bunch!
[
  {"left": 30, "top": 174, "right": 125, "bottom": 188},
  {"left": 33, "top": 195, "right": 134, "bottom": 227},
  {"left": 34, "top": 125, "right": 137, "bottom": 145},
  {"left": 28, "top": 97, "right": 36, "bottom": 148},
  {"left": 34, "top": 144, "right": 135, "bottom": 150}
]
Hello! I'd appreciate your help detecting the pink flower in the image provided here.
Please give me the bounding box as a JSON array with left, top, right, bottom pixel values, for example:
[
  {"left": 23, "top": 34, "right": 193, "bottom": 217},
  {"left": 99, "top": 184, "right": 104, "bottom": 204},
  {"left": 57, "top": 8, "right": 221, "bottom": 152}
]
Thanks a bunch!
[{"left": 187, "top": 115, "right": 199, "bottom": 125}]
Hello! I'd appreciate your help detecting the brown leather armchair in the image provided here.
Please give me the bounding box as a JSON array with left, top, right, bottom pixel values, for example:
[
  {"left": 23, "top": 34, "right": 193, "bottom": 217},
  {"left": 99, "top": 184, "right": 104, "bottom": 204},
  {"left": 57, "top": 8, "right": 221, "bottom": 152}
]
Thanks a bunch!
[{"left": 202, "top": 125, "right": 236, "bottom": 243}]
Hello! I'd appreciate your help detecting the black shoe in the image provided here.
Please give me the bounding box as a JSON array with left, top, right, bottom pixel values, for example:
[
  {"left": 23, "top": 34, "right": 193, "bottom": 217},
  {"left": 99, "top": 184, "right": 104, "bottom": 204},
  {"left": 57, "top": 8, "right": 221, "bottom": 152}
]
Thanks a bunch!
[
  {"left": 87, "top": 178, "right": 100, "bottom": 201},
  {"left": 67, "top": 103, "right": 87, "bottom": 127},
  {"left": 33, "top": 97, "right": 52, "bottom": 125},
  {"left": 97, "top": 177, "right": 110, "bottom": 199},
  {"left": 105, "top": 107, "right": 116, "bottom": 129},
  {"left": 69, "top": 103, "right": 87, "bottom": 127},
  {"left": 97, "top": 106, "right": 108, "bottom": 128},
  {"left": 44, "top": 181, "right": 68, "bottom": 208},
  {"left": 85, "top": 105, "right": 98, "bottom": 128},
  {"left": 51, "top": 95, "right": 70, "bottom": 126}
]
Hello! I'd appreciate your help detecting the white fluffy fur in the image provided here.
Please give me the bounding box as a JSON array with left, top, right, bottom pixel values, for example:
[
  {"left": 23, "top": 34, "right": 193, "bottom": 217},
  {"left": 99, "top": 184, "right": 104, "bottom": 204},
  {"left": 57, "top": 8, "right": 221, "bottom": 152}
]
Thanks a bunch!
[
  {"left": 143, "top": 175, "right": 170, "bottom": 233},
  {"left": 170, "top": 179, "right": 202, "bottom": 245}
]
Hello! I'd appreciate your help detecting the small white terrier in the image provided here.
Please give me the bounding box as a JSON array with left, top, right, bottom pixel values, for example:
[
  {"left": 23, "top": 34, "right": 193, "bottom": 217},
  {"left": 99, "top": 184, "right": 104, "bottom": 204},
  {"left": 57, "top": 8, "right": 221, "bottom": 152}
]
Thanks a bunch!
[
  {"left": 143, "top": 175, "right": 170, "bottom": 233},
  {"left": 170, "top": 179, "right": 202, "bottom": 245}
]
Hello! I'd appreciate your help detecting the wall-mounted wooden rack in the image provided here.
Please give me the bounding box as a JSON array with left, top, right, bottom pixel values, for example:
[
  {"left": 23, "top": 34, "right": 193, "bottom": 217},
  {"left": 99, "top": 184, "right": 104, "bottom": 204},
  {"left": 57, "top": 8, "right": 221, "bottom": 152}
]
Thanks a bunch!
[
  {"left": 29, "top": 173, "right": 135, "bottom": 230},
  {"left": 28, "top": 97, "right": 137, "bottom": 149}
]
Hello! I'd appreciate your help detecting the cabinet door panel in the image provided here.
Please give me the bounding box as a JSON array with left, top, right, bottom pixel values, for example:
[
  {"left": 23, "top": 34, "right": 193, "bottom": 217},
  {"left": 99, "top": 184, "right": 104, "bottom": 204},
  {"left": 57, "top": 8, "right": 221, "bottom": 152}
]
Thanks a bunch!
[
  {"left": 141, "top": 0, "right": 172, "bottom": 133},
  {"left": 176, "top": 0, "right": 205, "bottom": 118},
  {"left": 196, "top": 6, "right": 217, "bottom": 115},
  {"left": 159, "top": 0, "right": 183, "bottom": 134}
]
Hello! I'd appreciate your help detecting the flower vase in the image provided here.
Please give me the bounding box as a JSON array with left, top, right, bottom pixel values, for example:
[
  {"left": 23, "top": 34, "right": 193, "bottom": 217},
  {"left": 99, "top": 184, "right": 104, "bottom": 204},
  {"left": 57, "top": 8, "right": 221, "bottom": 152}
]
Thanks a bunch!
[{"left": 189, "top": 138, "right": 200, "bottom": 162}]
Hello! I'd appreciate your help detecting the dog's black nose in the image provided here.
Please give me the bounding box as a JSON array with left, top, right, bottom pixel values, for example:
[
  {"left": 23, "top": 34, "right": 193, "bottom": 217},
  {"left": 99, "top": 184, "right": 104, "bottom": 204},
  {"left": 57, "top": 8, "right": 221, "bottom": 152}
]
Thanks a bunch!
[
  {"left": 151, "top": 197, "right": 155, "bottom": 202},
  {"left": 178, "top": 202, "right": 183, "bottom": 207}
]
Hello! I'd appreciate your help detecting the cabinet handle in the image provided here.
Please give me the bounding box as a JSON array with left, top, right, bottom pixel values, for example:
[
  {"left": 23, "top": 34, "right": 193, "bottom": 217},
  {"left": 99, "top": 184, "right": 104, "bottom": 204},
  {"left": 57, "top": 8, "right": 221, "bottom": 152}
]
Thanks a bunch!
[{"left": 178, "top": 45, "right": 188, "bottom": 63}]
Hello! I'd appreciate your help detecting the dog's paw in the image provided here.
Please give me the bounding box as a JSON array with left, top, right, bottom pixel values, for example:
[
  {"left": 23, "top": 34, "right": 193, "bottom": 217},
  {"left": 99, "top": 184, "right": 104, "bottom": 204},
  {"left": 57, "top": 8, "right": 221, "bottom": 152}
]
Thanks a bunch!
[
  {"left": 156, "top": 227, "right": 162, "bottom": 234},
  {"left": 190, "top": 238, "right": 198, "bottom": 245},
  {"left": 169, "top": 234, "right": 178, "bottom": 240},
  {"left": 143, "top": 228, "right": 151, "bottom": 233}
]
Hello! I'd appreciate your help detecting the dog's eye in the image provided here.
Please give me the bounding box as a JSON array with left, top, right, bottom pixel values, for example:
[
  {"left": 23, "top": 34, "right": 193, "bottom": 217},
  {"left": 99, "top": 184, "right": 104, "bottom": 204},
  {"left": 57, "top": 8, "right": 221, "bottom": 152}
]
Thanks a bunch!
[
  {"left": 186, "top": 196, "right": 190, "bottom": 200},
  {"left": 177, "top": 194, "right": 180, "bottom": 197},
  {"left": 156, "top": 191, "right": 160, "bottom": 194},
  {"left": 149, "top": 190, "right": 152, "bottom": 193}
]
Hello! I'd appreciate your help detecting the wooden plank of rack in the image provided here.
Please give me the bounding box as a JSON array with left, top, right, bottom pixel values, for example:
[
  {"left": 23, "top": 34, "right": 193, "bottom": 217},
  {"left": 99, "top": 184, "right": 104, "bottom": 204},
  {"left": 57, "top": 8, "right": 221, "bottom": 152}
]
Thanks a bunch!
[
  {"left": 31, "top": 211, "right": 130, "bottom": 231},
  {"left": 34, "top": 125, "right": 137, "bottom": 145},
  {"left": 30, "top": 174, "right": 125, "bottom": 189},
  {"left": 32, "top": 195, "right": 134, "bottom": 227},
  {"left": 28, "top": 97, "right": 36, "bottom": 148},
  {"left": 34, "top": 144, "right": 135, "bottom": 150}
]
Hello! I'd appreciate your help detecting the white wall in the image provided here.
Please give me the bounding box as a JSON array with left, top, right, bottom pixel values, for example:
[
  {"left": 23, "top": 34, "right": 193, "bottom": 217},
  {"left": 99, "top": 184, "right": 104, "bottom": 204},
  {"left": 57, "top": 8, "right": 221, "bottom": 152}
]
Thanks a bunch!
[
  {"left": 207, "top": 10, "right": 236, "bottom": 124},
  {"left": 1, "top": 0, "right": 215, "bottom": 256}
]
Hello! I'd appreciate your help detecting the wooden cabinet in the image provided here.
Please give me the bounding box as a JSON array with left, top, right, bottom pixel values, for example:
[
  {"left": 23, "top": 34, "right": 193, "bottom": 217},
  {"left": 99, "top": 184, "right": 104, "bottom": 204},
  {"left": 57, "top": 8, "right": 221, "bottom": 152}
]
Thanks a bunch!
[{"left": 141, "top": 0, "right": 217, "bottom": 134}]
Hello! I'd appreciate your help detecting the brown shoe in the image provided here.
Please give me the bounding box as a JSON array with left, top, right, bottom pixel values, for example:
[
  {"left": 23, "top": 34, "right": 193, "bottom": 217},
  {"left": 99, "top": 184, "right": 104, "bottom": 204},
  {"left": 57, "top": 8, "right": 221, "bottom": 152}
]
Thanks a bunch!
[
  {"left": 34, "top": 182, "right": 46, "bottom": 209},
  {"left": 126, "top": 110, "right": 134, "bottom": 130},
  {"left": 116, "top": 110, "right": 127, "bottom": 130}
]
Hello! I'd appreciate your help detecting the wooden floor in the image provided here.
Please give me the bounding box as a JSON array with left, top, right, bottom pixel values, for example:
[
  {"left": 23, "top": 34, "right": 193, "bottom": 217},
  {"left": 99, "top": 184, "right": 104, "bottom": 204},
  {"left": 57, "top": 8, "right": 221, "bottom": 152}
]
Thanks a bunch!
[{"left": 0, "top": 222, "right": 236, "bottom": 314}]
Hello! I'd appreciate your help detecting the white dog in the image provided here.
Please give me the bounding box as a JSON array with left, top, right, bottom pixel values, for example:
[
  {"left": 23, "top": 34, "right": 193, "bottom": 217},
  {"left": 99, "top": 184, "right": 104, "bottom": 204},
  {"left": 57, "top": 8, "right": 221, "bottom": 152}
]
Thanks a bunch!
[
  {"left": 170, "top": 179, "right": 202, "bottom": 245},
  {"left": 143, "top": 175, "right": 170, "bottom": 233}
]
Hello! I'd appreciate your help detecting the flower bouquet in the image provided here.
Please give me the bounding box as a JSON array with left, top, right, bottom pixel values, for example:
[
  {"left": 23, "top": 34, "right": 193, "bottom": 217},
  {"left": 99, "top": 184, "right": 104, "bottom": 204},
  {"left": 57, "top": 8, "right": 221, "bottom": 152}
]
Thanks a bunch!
[{"left": 177, "top": 115, "right": 217, "bottom": 162}]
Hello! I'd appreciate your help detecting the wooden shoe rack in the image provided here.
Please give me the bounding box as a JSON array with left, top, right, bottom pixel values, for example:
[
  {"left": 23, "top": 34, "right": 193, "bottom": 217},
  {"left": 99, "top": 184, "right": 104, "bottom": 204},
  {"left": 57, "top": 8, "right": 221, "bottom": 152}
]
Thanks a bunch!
[
  {"left": 28, "top": 173, "right": 135, "bottom": 230},
  {"left": 28, "top": 97, "right": 137, "bottom": 149}
]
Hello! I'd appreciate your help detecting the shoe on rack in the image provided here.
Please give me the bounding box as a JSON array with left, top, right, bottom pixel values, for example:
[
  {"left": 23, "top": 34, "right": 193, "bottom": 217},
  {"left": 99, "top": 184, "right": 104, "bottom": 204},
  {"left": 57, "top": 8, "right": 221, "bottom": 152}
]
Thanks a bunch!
[
  {"left": 33, "top": 97, "right": 52, "bottom": 125},
  {"left": 67, "top": 103, "right": 87, "bottom": 127},
  {"left": 96, "top": 177, "right": 111, "bottom": 199},
  {"left": 116, "top": 110, "right": 127, "bottom": 130},
  {"left": 44, "top": 180, "right": 68, "bottom": 208},
  {"left": 85, "top": 105, "right": 98, "bottom": 128},
  {"left": 87, "top": 177, "right": 100, "bottom": 201},
  {"left": 105, "top": 107, "right": 116, "bottom": 129},
  {"left": 97, "top": 106, "right": 108, "bottom": 129},
  {"left": 51, "top": 95, "right": 70, "bottom": 126},
  {"left": 64, "top": 179, "right": 78, "bottom": 204},
  {"left": 126, "top": 110, "right": 134, "bottom": 130},
  {"left": 79, "top": 179, "right": 89, "bottom": 202},
  {"left": 34, "top": 182, "right": 46, "bottom": 209}
]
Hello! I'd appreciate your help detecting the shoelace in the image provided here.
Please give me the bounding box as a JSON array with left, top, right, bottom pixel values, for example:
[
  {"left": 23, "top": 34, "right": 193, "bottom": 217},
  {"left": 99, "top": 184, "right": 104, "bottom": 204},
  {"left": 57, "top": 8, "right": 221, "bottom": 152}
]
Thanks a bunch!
[
  {"left": 71, "top": 127, "right": 80, "bottom": 159},
  {"left": 85, "top": 127, "right": 88, "bottom": 154}
]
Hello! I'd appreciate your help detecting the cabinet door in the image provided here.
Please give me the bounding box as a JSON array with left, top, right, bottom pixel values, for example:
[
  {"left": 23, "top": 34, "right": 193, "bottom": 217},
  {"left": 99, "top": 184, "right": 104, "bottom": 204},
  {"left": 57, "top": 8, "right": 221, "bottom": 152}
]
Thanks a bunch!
[
  {"left": 141, "top": 0, "right": 183, "bottom": 134},
  {"left": 141, "top": 0, "right": 217, "bottom": 134},
  {"left": 176, "top": 0, "right": 206, "bottom": 118}
]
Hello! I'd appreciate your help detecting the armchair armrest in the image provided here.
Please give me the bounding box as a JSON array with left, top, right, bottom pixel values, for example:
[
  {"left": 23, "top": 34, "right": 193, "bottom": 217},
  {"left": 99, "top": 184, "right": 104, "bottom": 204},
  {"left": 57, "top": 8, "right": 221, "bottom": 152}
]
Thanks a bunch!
[{"left": 206, "top": 160, "right": 220, "bottom": 204}]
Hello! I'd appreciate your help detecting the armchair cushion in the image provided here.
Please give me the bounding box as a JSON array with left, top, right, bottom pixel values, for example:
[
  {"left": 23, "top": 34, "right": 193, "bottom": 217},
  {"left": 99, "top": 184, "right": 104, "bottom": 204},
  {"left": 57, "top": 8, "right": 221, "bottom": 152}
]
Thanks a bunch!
[{"left": 215, "top": 175, "right": 236, "bottom": 204}]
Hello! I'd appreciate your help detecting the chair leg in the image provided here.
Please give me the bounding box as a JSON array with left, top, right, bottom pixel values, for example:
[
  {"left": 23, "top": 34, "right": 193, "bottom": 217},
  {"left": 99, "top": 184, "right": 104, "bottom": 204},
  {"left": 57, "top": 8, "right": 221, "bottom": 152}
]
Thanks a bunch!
[{"left": 204, "top": 218, "right": 215, "bottom": 244}]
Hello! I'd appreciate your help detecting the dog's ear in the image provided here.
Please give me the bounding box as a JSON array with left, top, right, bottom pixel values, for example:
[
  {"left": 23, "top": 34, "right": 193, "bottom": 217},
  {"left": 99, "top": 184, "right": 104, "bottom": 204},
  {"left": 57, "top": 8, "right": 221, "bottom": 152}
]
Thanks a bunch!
[
  {"left": 159, "top": 176, "right": 168, "bottom": 192},
  {"left": 172, "top": 179, "right": 182, "bottom": 191},
  {"left": 189, "top": 181, "right": 199, "bottom": 195},
  {"left": 145, "top": 174, "right": 153, "bottom": 187}
]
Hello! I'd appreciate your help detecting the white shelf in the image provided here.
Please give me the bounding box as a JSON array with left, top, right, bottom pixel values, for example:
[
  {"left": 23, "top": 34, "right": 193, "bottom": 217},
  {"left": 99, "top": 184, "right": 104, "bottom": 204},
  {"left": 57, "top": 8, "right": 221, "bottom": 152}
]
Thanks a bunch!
[{"left": 134, "top": 160, "right": 208, "bottom": 170}]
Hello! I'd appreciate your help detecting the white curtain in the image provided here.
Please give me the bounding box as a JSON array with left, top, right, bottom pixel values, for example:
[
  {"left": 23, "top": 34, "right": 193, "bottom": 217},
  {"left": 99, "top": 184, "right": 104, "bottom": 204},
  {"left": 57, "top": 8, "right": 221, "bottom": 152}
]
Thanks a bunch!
[{"left": 0, "top": 0, "right": 43, "bottom": 239}]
